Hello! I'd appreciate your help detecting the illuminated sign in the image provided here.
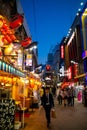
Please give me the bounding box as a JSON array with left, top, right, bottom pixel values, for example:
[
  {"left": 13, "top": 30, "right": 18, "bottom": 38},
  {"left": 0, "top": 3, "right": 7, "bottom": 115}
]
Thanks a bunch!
[
  {"left": 18, "top": 53, "right": 23, "bottom": 67},
  {"left": 59, "top": 66, "right": 64, "bottom": 76},
  {"left": 61, "top": 45, "right": 64, "bottom": 58},
  {"left": 26, "top": 54, "right": 32, "bottom": 66},
  {"left": 81, "top": 8, "right": 87, "bottom": 51},
  {"left": 82, "top": 50, "right": 87, "bottom": 59},
  {"left": 46, "top": 65, "right": 51, "bottom": 71},
  {"left": 67, "top": 66, "right": 72, "bottom": 79}
]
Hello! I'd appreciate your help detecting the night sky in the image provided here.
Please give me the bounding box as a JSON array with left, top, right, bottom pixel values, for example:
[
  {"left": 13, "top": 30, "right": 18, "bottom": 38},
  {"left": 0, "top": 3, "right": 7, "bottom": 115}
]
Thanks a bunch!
[{"left": 20, "top": 0, "right": 86, "bottom": 64}]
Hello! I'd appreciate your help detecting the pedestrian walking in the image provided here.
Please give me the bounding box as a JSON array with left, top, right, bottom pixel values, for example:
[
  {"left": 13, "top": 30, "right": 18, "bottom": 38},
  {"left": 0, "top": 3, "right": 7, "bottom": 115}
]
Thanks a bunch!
[
  {"left": 57, "top": 87, "right": 63, "bottom": 105},
  {"left": 41, "top": 87, "right": 54, "bottom": 127},
  {"left": 67, "top": 87, "right": 72, "bottom": 106},
  {"left": 70, "top": 86, "right": 75, "bottom": 106},
  {"left": 62, "top": 88, "right": 67, "bottom": 107}
]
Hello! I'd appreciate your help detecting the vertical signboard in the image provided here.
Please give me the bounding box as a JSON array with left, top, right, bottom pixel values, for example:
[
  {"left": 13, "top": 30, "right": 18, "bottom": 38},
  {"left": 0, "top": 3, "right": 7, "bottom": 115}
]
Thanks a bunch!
[
  {"left": 26, "top": 54, "right": 32, "bottom": 66},
  {"left": 18, "top": 53, "right": 23, "bottom": 67},
  {"left": 81, "top": 10, "right": 87, "bottom": 51},
  {"left": 61, "top": 45, "right": 64, "bottom": 59}
]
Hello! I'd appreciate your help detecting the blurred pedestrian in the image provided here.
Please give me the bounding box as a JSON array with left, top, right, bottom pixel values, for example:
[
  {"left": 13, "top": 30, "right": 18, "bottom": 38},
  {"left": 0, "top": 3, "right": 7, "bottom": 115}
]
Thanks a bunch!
[
  {"left": 62, "top": 88, "right": 67, "bottom": 107},
  {"left": 57, "top": 87, "right": 63, "bottom": 105},
  {"left": 70, "top": 86, "right": 75, "bottom": 106},
  {"left": 78, "top": 90, "right": 82, "bottom": 102},
  {"left": 41, "top": 87, "right": 54, "bottom": 127},
  {"left": 67, "top": 87, "right": 71, "bottom": 106},
  {"left": 83, "top": 85, "right": 87, "bottom": 107}
]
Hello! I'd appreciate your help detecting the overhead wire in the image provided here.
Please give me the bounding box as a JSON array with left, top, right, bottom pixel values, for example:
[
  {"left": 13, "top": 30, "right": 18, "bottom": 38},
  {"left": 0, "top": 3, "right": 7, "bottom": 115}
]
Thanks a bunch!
[{"left": 32, "top": 0, "right": 38, "bottom": 41}]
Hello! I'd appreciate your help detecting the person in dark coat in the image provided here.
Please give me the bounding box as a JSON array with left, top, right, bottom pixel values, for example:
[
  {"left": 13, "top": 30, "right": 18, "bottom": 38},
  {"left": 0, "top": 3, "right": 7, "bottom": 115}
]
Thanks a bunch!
[{"left": 41, "top": 87, "right": 54, "bottom": 127}]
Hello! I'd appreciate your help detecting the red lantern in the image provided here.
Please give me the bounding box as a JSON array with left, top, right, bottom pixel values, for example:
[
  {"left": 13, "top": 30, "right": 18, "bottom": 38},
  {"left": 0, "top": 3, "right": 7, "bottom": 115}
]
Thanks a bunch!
[
  {"left": 21, "top": 37, "right": 32, "bottom": 47},
  {"left": 6, "top": 29, "right": 12, "bottom": 35},
  {"left": 10, "top": 14, "right": 24, "bottom": 29},
  {"left": 5, "top": 35, "right": 12, "bottom": 43},
  {"left": 2, "top": 23, "right": 9, "bottom": 30},
  {"left": 1, "top": 28, "right": 6, "bottom": 35},
  {"left": 10, "top": 35, "right": 16, "bottom": 41}
]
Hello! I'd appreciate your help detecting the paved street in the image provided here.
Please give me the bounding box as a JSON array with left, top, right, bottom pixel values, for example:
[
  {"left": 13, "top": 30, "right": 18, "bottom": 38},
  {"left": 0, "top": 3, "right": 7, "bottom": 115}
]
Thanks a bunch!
[{"left": 20, "top": 98, "right": 87, "bottom": 130}]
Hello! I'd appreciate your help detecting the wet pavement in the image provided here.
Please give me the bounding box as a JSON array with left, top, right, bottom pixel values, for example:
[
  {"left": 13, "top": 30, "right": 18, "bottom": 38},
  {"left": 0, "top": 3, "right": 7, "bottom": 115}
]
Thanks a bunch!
[{"left": 19, "top": 98, "right": 87, "bottom": 130}]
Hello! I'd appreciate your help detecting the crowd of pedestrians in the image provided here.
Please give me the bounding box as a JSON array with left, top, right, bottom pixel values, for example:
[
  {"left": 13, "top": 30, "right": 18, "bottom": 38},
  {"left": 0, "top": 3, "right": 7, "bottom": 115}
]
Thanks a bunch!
[
  {"left": 39, "top": 85, "right": 87, "bottom": 128},
  {"left": 56, "top": 84, "right": 87, "bottom": 107},
  {"left": 56, "top": 86, "right": 75, "bottom": 107}
]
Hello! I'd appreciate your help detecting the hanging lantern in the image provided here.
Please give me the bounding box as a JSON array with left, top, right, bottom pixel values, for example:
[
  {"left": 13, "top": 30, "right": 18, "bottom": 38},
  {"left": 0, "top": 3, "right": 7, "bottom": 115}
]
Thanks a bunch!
[
  {"left": 10, "top": 35, "right": 16, "bottom": 41},
  {"left": 10, "top": 14, "right": 24, "bottom": 29},
  {"left": 30, "top": 78, "right": 34, "bottom": 88},
  {"left": 21, "top": 37, "right": 32, "bottom": 47},
  {"left": 2, "top": 37, "right": 8, "bottom": 45},
  {"left": 5, "top": 35, "right": 12, "bottom": 43},
  {"left": 2, "top": 23, "right": 9, "bottom": 30},
  {"left": 4, "top": 43, "right": 14, "bottom": 56},
  {"left": 1, "top": 28, "right": 7, "bottom": 35},
  {"left": 6, "top": 29, "right": 12, "bottom": 35}
]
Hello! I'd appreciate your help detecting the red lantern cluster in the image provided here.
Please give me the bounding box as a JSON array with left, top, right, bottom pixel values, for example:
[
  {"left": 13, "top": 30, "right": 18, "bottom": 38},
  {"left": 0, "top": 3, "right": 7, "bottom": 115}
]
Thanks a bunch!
[
  {"left": 10, "top": 14, "right": 23, "bottom": 29},
  {"left": 21, "top": 37, "right": 32, "bottom": 47},
  {"left": 0, "top": 16, "right": 16, "bottom": 44}
]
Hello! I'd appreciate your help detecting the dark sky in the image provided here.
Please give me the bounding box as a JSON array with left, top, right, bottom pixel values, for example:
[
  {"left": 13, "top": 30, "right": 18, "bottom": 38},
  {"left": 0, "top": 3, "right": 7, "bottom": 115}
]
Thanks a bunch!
[{"left": 21, "top": 0, "right": 86, "bottom": 64}]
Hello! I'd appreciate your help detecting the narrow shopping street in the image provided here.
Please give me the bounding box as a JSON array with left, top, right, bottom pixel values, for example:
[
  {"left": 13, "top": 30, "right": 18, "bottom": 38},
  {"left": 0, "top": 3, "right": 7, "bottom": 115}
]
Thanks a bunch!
[
  {"left": 1, "top": 1, "right": 87, "bottom": 130},
  {"left": 20, "top": 98, "right": 87, "bottom": 130}
]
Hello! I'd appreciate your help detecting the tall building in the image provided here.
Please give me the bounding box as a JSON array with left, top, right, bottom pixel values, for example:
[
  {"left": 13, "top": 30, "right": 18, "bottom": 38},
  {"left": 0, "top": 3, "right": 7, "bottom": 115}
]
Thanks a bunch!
[{"left": 61, "top": 2, "right": 87, "bottom": 88}]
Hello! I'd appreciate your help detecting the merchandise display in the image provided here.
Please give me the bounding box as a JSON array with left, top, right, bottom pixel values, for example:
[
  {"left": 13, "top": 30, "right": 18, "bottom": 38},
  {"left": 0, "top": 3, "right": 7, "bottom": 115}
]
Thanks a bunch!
[{"left": 0, "top": 99, "right": 15, "bottom": 130}]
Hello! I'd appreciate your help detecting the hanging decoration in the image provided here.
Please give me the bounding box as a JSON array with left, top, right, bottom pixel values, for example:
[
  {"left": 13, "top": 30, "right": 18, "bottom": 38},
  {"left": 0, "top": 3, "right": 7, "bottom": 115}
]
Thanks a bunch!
[
  {"left": 10, "top": 14, "right": 24, "bottom": 29},
  {"left": 0, "top": 15, "right": 16, "bottom": 45},
  {"left": 21, "top": 37, "right": 32, "bottom": 47}
]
